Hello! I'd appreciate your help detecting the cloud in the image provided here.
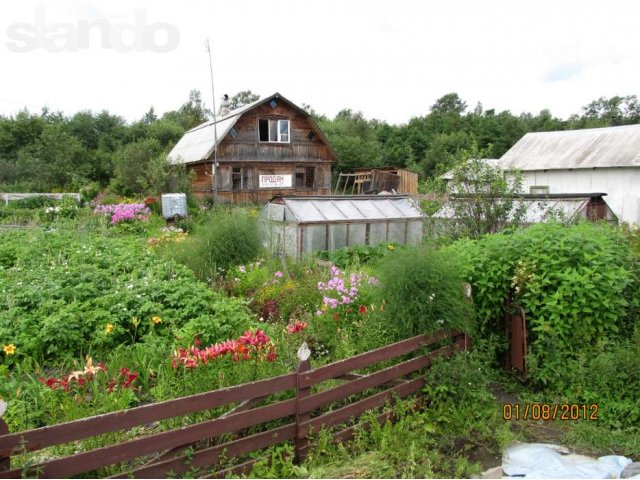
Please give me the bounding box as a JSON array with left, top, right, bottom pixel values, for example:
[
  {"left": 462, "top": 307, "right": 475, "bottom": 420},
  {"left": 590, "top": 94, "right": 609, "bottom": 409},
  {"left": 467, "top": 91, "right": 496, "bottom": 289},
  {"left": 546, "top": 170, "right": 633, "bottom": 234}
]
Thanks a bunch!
[{"left": 543, "top": 63, "right": 585, "bottom": 82}]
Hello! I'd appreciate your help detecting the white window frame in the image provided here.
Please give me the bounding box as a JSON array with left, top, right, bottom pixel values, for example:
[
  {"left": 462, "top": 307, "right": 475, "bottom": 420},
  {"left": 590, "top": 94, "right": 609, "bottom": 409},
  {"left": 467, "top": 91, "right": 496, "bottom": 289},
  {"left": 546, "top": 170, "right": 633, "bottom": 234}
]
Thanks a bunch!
[{"left": 259, "top": 118, "right": 290, "bottom": 143}]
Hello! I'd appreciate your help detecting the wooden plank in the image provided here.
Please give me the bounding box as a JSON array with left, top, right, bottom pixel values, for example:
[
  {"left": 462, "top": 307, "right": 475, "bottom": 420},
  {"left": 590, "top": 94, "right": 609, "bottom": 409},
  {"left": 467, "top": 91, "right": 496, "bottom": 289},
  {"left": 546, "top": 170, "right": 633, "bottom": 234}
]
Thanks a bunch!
[
  {"left": 138, "top": 395, "right": 268, "bottom": 471},
  {"left": 300, "top": 346, "right": 458, "bottom": 414},
  {"left": 302, "top": 330, "right": 457, "bottom": 387},
  {"left": 0, "top": 420, "right": 9, "bottom": 472},
  {"left": 1, "top": 399, "right": 296, "bottom": 479},
  {"left": 211, "top": 454, "right": 272, "bottom": 479},
  {"left": 295, "top": 360, "right": 311, "bottom": 463},
  {"left": 113, "top": 423, "right": 296, "bottom": 479},
  {"left": 299, "top": 377, "right": 425, "bottom": 438},
  {"left": 0, "top": 373, "right": 295, "bottom": 455}
]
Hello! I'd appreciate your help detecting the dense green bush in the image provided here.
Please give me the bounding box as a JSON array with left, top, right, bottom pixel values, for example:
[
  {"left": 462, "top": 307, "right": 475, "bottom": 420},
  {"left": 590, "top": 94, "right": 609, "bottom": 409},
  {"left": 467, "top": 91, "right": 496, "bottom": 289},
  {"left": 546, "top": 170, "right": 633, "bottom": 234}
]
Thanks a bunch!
[
  {"left": 375, "top": 245, "right": 474, "bottom": 339},
  {"left": 166, "top": 209, "right": 261, "bottom": 280},
  {"left": 445, "top": 222, "right": 637, "bottom": 387}
]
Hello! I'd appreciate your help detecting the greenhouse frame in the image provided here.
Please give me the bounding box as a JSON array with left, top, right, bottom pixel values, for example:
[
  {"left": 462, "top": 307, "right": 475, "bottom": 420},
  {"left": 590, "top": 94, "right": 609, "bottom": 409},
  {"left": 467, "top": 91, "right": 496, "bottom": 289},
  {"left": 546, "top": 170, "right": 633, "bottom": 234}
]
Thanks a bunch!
[{"left": 259, "top": 195, "right": 424, "bottom": 260}]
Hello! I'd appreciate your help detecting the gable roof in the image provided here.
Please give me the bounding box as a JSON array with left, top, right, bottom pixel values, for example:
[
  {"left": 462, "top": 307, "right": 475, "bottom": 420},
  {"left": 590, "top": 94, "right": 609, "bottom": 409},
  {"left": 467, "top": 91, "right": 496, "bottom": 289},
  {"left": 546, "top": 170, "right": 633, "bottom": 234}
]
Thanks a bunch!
[
  {"left": 500, "top": 124, "right": 640, "bottom": 171},
  {"left": 167, "top": 92, "right": 335, "bottom": 165}
]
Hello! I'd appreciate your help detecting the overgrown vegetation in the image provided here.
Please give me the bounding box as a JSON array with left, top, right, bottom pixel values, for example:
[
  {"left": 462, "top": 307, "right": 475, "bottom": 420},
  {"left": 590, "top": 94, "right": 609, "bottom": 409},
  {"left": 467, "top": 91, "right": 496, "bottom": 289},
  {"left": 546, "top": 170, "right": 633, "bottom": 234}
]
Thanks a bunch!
[
  {"left": 1, "top": 191, "right": 640, "bottom": 477},
  {"left": 376, "top": 244, "right": 474, "bottom": 339},
  {"left": 445, "top": 222, "right": 637, "bottom": 389}
]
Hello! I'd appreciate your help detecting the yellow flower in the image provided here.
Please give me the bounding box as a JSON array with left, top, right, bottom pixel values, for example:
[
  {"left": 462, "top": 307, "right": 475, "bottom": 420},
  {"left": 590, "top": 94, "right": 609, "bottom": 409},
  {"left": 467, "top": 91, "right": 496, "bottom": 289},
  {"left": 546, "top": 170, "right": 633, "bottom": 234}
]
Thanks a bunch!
[
  {"left": 131, "top": 317, "right": 140, "bottom": 327},
  {"left": 3, "top": 344, "right": 16, "bottom": 356},
  {"left": 105, "top": 323, "right": 115, "bottom": 334},
  {"left": 151, "top": 316, "right": 162, "bottom": 325},
  {"left": 387, "top": 244, "right": 395, "bottom": 251}
]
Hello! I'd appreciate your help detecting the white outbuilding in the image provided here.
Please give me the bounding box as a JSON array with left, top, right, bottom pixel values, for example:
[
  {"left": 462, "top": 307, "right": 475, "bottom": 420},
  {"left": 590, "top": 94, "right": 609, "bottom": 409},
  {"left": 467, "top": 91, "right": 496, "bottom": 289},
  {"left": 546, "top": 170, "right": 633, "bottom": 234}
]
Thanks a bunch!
[{"left": 500, "top": 124, "right": 640, "bottom": 225}]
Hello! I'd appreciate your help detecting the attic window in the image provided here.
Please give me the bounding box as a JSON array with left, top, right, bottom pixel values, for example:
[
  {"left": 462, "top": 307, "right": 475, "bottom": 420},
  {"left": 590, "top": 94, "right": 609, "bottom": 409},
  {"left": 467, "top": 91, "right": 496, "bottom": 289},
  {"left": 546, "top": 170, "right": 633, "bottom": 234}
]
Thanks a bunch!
[
  {"left": 307, "top": 131, "right": 316, "bottom": 141},
  {"left": 258, "top": 118, "right": 290, "bottom": 143},
  {"left": 229, "top": 128, "right": 239, "bottom": 139},
  {"left": 269, "top": 99, "right": 278, "bottom": 109}
]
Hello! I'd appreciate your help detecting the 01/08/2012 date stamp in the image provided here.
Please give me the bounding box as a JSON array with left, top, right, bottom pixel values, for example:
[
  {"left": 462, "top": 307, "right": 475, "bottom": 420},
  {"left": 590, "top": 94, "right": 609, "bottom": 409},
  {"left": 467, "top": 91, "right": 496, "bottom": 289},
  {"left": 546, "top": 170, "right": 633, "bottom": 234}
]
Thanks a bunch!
[{"left": 503, "top": 403, "right": 598, "bottom": 421}]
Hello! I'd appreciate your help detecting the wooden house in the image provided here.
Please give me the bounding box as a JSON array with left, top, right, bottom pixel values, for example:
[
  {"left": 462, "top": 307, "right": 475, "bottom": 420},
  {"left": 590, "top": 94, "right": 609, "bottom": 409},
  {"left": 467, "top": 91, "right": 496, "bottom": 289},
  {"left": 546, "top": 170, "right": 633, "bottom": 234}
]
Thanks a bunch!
[{"left": 167, "top": 93, "right": 337, "bottom": 203}]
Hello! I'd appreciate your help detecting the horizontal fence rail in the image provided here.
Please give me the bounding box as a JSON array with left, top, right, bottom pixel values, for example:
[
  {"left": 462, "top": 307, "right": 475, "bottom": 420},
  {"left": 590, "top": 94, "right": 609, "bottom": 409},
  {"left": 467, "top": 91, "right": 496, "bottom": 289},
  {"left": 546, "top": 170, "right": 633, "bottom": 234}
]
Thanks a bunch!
[{"left": 0, "top": 329, "right": 470, "bottom": 478}]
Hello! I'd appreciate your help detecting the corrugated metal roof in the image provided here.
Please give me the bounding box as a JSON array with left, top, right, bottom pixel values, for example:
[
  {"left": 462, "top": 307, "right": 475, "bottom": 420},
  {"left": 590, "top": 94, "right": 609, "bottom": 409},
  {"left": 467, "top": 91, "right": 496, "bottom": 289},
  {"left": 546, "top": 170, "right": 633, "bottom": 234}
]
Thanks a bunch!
[
  {"left": 433, "top": 195, "right": 612, "bottom": 223},
  {"left": 500, "top": 124, "right": 640, "bottom": 171},
  {"left": 167, "top": 97, "right": 264, "bottom": 165},
  {"left": 265, "top": 195, "right": 424, "bottom": 223}
]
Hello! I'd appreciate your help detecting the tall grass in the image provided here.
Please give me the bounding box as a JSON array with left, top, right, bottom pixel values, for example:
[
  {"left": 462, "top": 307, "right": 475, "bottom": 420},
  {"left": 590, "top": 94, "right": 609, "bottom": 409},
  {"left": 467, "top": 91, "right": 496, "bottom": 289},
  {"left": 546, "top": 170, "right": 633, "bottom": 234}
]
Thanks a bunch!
[
  {"left": 375, "top": 244, "right": 474, "bottom": 339},
  {"left": 167, "top": 209, "right": 261, "bottom": 281}
]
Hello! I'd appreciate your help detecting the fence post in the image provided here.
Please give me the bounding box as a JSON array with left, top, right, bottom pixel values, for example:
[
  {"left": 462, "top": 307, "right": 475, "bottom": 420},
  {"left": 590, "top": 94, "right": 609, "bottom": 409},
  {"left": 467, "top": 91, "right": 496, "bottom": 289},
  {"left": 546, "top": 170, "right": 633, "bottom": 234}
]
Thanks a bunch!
[
  {"left": 0, "top": 417, "right": 9, "bottom": 471},
  {"left": 294, "top": 343, "right": 311, "bottom": 464},
  {"left": 454, "top": 332, "right": 472, "bottom": 352}
]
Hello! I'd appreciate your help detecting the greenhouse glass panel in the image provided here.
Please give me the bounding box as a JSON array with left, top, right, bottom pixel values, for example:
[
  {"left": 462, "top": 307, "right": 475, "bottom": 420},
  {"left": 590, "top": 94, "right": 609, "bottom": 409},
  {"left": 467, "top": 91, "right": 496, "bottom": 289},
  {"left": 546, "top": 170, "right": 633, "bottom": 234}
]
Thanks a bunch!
[
  {"left": 267, "top": 204, "right": 285, "bottom": 221},
  {"left": 284, "top": 206, "right": 297, "bottom": 222},
  {"left": 352, "top": 200, "right": 386, "bottom": 220},
  {"left": 407, "top": 220, "right": 423, "bottom": 244},
  {"left": 369, "top": 222, "right": 387, "bottom": 245},
  {"left": 284, "top": 225, "right": 298, "bottom": 258},
  {"left": 315, "top": 200, "right": 346, "bottom": 220},
  {"left": 348, "top": 224, "right": 366, "bottom": 246},
  {"left": 329, "top": 224, "right": 348, "bottom": 250},
  {"left": 331, "top": 201, "right": 364, "bottom": 220},
  {"left": 287, "top": 202, "right": 325, "bottom": 222},
  {"left": 388, "top": 221, "right": 406, "bottom": 243},
  {"left": 303, "top": 225, "right": 327, "bottom": 254}
]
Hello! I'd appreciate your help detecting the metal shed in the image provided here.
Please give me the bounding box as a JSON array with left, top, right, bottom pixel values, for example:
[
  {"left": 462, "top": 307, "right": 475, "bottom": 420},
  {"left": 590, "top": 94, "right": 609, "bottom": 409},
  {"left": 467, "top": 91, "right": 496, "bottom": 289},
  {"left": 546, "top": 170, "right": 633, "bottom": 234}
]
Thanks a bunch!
[{"left": 260, "top": 195, "right": 424, "bottom": 260}]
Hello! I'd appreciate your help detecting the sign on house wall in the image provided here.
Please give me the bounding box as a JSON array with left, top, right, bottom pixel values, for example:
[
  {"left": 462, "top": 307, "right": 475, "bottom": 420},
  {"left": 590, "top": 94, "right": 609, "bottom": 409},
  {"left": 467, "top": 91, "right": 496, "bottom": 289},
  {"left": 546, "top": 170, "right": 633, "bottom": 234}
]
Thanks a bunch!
[{"left": 259, "top": 175, "right": 292, "bottom": 188}]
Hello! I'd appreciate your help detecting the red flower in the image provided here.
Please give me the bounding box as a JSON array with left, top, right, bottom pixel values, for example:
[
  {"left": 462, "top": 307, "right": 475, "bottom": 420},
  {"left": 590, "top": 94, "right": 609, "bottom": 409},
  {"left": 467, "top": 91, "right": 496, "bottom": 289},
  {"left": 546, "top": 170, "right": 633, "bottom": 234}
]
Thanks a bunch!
[
  {"left": 358, "top": 305, "right": 367, "bottom": 314},
  {"left": 286, "top": 320, "right": 308, "bottom": 334}
]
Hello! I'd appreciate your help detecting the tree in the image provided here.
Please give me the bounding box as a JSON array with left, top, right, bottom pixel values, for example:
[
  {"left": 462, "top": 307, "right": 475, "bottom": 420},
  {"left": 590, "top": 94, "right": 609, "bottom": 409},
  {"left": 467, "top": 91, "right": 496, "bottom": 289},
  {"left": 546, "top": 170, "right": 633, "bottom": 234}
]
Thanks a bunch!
[
  {"left": 110, "top": 138, "right": 164, "bottom": 195},
  {"left": 442, "top": 147, "right": 525, "bottom": 238},
  {"left": 163, "top": 90, "right": 212, "bottom": 130},
  {"left": 578, "top": 95, "right": 640, "bottom": 126},
  {"left": 15, "top": 124, "right": 88, "bottom": 190},
  {"left": 226, "top": 90, "right": 260, "bottom": 111},
  {"left": 430, "top": 93, "right": 467, "bottom": 115}
]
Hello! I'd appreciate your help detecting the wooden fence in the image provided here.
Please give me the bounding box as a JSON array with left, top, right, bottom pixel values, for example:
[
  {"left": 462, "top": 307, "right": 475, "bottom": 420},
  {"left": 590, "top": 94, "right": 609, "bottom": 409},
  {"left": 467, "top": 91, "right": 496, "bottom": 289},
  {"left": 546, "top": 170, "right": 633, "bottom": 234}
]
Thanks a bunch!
[{"left": 0, "top": 330, "right": 470, "bottom": 478}]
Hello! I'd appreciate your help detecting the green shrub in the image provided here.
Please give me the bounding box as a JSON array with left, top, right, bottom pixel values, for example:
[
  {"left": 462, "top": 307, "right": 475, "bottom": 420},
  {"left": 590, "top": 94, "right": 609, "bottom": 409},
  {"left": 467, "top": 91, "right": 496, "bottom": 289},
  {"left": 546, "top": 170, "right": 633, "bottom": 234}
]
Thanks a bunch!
[
  {"left": 375, "top": 244, "right": 474, "bottom": 339},
  {"left": 166, "top": 210, "right": 261, "bottom": 280},
  {"left": 445, "top": 222, "right": 637, "bottom": 387}
]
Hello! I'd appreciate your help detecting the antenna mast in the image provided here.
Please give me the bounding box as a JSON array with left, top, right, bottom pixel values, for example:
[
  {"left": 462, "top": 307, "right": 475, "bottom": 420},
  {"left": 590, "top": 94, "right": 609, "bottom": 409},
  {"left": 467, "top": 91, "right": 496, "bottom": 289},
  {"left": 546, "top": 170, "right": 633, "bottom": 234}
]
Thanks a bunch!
[{"left": 206, "top": 38, "right": 218, "bottom": 204}]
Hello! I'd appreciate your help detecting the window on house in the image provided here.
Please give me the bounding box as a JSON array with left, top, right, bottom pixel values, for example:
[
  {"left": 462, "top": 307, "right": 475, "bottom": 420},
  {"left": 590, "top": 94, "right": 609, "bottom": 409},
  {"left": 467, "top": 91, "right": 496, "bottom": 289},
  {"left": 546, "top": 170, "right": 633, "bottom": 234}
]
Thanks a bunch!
[
  {"left": 258, "top": 118, "right": 290, "bottom": 143},
  {"left": 305, "top": 167, "right": 315, "bottom": 188},
  {"left": 232, "top": 167, "right": 242, "bottom": 191},
  {"left": 294, "top": 166, "right": 315, "bottom": 188}
]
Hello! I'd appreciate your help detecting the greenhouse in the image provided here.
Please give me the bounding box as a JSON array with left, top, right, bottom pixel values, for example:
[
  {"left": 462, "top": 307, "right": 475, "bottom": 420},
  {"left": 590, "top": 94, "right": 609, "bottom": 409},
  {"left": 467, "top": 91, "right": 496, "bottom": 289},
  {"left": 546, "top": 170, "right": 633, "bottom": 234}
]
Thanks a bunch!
[{"left": 259, "top": 195, "right": 424, "bottom": 260}]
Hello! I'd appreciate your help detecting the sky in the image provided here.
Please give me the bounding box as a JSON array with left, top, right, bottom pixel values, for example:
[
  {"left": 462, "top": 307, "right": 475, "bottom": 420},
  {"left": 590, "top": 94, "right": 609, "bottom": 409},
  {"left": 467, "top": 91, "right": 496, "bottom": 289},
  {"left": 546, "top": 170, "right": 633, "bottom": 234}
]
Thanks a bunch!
[{"left": 1, "top": 0, "right": 640, "bottom": 125}]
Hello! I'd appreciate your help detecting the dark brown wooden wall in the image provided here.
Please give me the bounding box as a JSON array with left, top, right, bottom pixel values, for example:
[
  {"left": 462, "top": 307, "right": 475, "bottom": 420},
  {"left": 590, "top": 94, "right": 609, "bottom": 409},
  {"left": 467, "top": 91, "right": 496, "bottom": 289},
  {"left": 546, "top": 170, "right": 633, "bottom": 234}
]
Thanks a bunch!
[{"left": 187, "top": 99, "right": 336, "bottom": 203}]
